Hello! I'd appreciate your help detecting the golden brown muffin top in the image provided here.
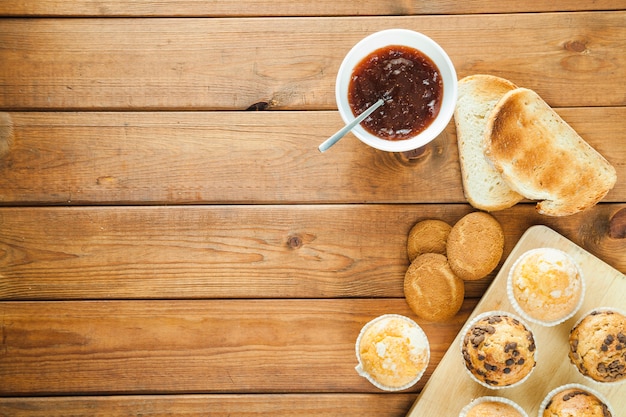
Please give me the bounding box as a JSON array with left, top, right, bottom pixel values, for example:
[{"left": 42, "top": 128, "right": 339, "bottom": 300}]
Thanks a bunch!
[
  {"left": 542, "top": 387, "right": 612, "bottom": 417},
  {"left": 510, "top": 248, "right": 583, "bottom": 323},
  {"left": 358, "top": 316, "right": 429, "bottom": 389},
  {"left": 569, "top": 310, "right": 626, "bottom": 382},
  {"left": 462, "top": 314, "right": 536, "bottom": 387},
  {"left": 465, "top": 401, "right": 524, "bottom": 417}
]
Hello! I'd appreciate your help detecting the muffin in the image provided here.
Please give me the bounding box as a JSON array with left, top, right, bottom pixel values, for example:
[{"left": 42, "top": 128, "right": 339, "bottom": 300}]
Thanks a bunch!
[
  {"left": 568, "top": 309, "right": 626, "bottom": 383},
  {"left": 406, "top": 219, "right": 452, "bottom": 262},
  {"left": 404, "top": 253, "right": 465, "bottom": 322},
  {"left": 508, "top": 248, "right": 584, "bottom": 326},
  {"left": 460, "top": 396, "right": 527, "bottom": 417},
  {"left": 539, "top": 384, "right": 613, "bottom": 417},
  {"left": 355, "top": 314, "right": 430, "bottom": 391},
  {"left": 461, "top": 311, "right": 536, "bottom": 388},
  {"left": 447, "top": 212, "right": 504, "bottom": 281}
]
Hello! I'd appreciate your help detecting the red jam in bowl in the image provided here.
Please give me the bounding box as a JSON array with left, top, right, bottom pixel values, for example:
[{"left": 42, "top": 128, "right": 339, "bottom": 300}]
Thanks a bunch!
[{"left": 348, "top": 45, "right": 443, "bottom": 141}]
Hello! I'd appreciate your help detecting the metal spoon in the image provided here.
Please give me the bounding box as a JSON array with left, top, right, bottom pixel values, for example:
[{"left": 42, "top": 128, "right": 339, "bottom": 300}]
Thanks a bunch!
[{"left": 318, "top": 98, "right": 384, "bottom": 153}]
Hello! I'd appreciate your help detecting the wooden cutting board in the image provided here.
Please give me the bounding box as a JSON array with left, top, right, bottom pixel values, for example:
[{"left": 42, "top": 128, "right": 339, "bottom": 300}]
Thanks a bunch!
[{"left": 407, "top": 225, "right": 625, "bottom": 416}]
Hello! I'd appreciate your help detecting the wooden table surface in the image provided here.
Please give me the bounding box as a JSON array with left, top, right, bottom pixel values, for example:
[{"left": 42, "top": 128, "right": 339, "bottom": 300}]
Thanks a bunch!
[{"left": 1, "top": 2, "right": 625, "bottom": 416}]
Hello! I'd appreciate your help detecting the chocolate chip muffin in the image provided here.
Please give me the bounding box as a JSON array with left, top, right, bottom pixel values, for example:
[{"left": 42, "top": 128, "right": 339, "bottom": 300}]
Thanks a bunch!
[
  {"left": 461, "top": 396, "right": 527, "bottom": 417},
  {"left": 540, "top": 384, "right": 613, "bottom": 417},
  {"left": 406, "top": 219, "right": 452, "bottom": 262},
  {"left": 461, "top": 312, "right": 536, "bottom": 388},
  {"left": 568, "top": 309, "right": 626, "bottom": 383}
]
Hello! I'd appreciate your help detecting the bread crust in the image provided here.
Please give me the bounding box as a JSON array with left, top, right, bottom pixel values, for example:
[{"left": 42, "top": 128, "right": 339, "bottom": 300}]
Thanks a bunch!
[
  {"left": 484, "top": 88, "right": 617, "bottom": 216},
  {"left": 454, "top": 74, "right": 523, "bottom": 211}
]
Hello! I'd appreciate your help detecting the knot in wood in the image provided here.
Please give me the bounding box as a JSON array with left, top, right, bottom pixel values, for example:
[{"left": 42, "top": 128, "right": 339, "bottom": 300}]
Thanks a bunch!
[
  {"left": 287, "top": 235, "right": 303, "bottom": 249},
  {"left": 401, "top": 146, "right": 427, "bottom": 160},
  {"left": 246, "top": 101, "right": 270, "bottom": 111},
  {"left": 609, "top": 208, "right": 626, "bottom": 239},
  {"left": 563, "top": 39, "right": 588, "bottom": 53}
]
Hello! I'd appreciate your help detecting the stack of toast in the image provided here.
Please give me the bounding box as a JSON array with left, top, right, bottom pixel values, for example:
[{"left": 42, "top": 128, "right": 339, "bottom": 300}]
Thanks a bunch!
[{"left": 454, "top": 74, "right": 617, "bottom": 216}]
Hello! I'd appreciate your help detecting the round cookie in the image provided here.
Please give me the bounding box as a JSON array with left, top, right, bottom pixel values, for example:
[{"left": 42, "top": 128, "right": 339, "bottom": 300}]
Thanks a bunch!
[
  {"left": 404, "top": 253, "right": 464, "bottom": 322},
  {"left": 447, "top": 212, "right": 504, "bottom": 281},
  {"left": 406, "top": 219, "right": 452, "bottom": 262},
  {"left": 568, "top": 309, "right": 626, "bottom": 383}
]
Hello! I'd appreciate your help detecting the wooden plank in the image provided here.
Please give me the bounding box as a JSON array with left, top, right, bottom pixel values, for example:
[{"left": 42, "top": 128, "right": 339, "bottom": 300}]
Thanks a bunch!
[
  {"left": 2, "top": 1, "right": 625, "bottom": 17},
  {"left": 1, "top": 204, "right": 624, "bottom": 301},
  {"left": 1, "top": 12, "right": 625, "bottom": 110},
  {"left": 408, "top": 225, "right": 626, "bottom": 416},
  {"left": 0, "top": 299, "right": 474, "bottom": 395},
  {"left": 0, "top": 110, "right": 461, "bottom": 204},
  {"left": 0, "top": 108, "right": 623, "bottom": 205},
  {"left": 0, "top": 394, "right": 416, "bottom": 417}
]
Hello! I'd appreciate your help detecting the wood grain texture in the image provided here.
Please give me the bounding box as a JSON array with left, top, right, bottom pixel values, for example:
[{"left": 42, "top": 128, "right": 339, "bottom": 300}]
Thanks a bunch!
[
  {"left": 1, "top": 4, "right": 625, "bottom": 416},
  {"left": 1, "top": 204, "right": 624, "bottom": 301},
  {"left": 0, "top": 108, "right": 623, "bottom": 205},
  {"left": 0, "top": 394, "right": 416, "bottom": 417},
  {"left": 0, "top": 299, "right": 474, "bottom": 395},
  {"left": 2, "top": 1, "right": 625, "bottom": 17},
  {"left": 1, "top": 12, "right": 625, "bottom": 110}
]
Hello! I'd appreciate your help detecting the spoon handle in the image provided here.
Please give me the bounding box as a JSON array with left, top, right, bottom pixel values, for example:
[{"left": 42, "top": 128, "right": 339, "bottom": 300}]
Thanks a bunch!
[{"left": 318, "top": 98, "right": 384, "bottom": 153}]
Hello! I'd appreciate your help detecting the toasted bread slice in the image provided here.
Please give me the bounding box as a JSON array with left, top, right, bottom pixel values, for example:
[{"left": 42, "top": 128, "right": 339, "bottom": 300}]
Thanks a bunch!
[
  {"left": 484, "top": 88, "right": 617, "bottom": 216},
  {"left": 454, "top": 75, "right": 524, "bottom": 211}
]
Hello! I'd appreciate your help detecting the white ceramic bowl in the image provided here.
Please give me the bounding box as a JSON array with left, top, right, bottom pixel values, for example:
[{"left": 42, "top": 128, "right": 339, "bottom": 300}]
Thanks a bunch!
[{"left": 335, "top": 29, "right": 458, "bottom": 152}]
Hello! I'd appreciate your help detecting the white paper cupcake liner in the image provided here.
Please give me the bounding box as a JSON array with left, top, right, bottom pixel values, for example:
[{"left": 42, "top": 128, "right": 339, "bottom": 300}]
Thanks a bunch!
[
  {"left": 459, "top": 310, "right": 537, "bottom": 390},
  {"left": 355, "top": 314, "right": 430, "bottom": 391},
  {"left": 507, "top": 248, "right": 585, "bottom": 327},
  {"left": 567, "top": 306, "right": 626, "bottom": 386},
  {"left": 459, "top": 396, "right": 528, "bottom": 417},
  {"left": 538, "top": 383, "right": 615, "bottom": 417}
]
